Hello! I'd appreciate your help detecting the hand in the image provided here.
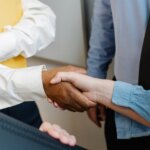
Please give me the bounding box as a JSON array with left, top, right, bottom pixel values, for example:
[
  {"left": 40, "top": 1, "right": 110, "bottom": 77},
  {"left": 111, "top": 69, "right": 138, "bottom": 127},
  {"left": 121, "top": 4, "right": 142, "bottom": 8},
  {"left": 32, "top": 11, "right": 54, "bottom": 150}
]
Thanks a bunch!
[
  {"left": 42, "top": 66, "right": 96, "bottom": 112},
  {"left": 39, "top": 122, "right": 76, "bottom": 146},
  {"left": 50, "top": 72, "right": 150, "bottom": 128},
  {"left": 87, "top": 105, "right": 106, "bottom": 127},
  {"left": 50, "top": 72, "right": 114, "bottom": 107}
]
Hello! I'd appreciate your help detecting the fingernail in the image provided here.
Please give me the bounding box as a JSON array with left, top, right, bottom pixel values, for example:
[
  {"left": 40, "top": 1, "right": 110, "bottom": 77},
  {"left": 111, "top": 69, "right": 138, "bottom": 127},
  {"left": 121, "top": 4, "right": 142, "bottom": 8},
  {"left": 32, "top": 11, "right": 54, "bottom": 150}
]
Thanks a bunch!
[{"left": 50, "top": 79, "right": 55, "bottom": 84}]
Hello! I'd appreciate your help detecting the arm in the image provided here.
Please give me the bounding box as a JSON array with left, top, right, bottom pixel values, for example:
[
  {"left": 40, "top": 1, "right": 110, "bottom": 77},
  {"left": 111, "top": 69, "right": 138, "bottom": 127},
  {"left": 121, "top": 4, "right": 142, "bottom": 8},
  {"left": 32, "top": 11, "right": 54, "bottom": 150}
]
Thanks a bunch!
[
  {"left": 0, "top": 64, "right": 47, "bottom": 109},
  {"left": 0, "top": 64, "right": 95, "bottom": 111},
  {"left": 0, "top": 0, "right": 56, "bottom": 61},
  {"left": 51, "top": 72, "right": 150, "bottom": 127},
  {"left": 87, "top": 0, "right": 115, "bottom": 78}
]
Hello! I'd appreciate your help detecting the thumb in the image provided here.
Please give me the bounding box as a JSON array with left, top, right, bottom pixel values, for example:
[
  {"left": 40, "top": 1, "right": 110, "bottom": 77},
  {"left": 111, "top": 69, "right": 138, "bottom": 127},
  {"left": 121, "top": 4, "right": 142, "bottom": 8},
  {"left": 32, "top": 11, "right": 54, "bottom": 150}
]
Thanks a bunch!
[{"left": 50, "top": 72, "right": 76, "bottom": 84}]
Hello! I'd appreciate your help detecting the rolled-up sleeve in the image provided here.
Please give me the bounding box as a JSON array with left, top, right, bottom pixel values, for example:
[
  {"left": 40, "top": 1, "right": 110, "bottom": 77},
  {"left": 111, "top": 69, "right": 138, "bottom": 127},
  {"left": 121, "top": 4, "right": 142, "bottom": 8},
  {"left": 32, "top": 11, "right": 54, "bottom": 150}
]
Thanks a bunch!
[
  {"left": 0, "top": 64, "right": 47, "bottom": 109},
  {"left": 0, "top": 0, "right": 56, "bottom": 62},
  {"left": 112, "top": 81, "right": 150, "bottom": 122}
]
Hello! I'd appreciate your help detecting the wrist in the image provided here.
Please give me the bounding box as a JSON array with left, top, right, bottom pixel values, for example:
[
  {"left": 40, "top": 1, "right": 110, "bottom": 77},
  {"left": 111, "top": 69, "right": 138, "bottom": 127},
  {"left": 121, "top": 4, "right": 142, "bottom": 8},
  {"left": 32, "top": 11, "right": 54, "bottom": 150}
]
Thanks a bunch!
[
  {"left": 96, "top": 79, "right": 114, "bottom": 107},
  {"left": 42, "top": 69, "right": 58, "bottom": 98}
]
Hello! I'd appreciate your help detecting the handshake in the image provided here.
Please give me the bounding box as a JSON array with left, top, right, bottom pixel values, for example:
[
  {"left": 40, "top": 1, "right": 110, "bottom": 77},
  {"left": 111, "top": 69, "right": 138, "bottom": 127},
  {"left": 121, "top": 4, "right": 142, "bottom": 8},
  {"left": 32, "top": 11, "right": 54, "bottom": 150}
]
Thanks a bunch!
[
  {"left": 42, "top": 65, "right": 96, "bottom": 112},
  {"left": 42, "top": 65, "right": 114, "bottom": 112}
]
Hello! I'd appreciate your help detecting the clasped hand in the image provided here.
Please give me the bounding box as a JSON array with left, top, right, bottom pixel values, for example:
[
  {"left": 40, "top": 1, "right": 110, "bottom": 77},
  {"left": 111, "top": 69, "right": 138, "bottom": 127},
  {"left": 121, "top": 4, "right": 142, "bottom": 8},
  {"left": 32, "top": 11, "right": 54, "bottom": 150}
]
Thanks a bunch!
[
  {"left": 50, "top": 72, "right": 114, "bottom": 107},
  {"left": 42, "top": 66, "right": 96, "bottom": 112}
]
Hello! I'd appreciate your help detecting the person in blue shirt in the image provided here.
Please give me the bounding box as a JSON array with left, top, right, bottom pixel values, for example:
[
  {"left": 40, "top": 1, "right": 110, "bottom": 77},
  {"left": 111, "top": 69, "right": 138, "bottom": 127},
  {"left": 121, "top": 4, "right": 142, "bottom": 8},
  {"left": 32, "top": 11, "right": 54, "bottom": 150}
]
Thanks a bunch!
[
  {"left": 86, "top": 0, "right": 150, "bottom": 150},
  {"left": 50, "top": 71, "right": 150, "bottom": 149}
]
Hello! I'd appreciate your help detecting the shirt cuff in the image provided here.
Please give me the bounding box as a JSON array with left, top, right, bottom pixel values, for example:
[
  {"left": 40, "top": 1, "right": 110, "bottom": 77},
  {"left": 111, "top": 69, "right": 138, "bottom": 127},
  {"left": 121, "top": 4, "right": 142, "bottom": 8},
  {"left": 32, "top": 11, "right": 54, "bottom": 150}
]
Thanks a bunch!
[
  {"left": 112, "top": 81, "right": 150, "bottom": 122},
  {"left": 112, "top": 81, "right": 135, "bottom": 107},
  {"left": 12, "top": 65, "right": 47, "bottom": 102}
]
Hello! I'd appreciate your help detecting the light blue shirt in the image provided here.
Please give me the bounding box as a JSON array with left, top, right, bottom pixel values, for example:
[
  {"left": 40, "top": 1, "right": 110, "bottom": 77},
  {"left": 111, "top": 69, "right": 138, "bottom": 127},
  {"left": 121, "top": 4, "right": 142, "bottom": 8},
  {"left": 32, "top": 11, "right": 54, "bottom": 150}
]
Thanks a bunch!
[
  {"left": 113, "top": 82, "right": 150, "bottom": 139},
  {"left": 87, "top": 0, "right": 150, "bottom": 139}
]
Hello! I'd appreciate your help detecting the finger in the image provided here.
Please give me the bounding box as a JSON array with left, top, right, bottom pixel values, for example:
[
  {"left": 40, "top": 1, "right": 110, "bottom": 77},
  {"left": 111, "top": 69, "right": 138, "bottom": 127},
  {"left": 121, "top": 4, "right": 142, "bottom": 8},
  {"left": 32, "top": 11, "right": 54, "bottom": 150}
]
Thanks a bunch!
[
  {"left": 59, "top": 129, "right": 76, "bottom": 146},
  {"left": 70, "top": 87, "right": 96, "bottom": 111},
  {"left": 54, "top": 102, "right": 59, "bottom": 108},
  {"left": 55, "top": 97, "right": 86, "bottom": 112},
  {"left": 52, "top": 84, "right": 91, "bottom": 112},
  {"left": 39, "top": 122, "right": 52, "bottom": 132},
  {"left": 53, "top": 103, "right": 65, "bottom": 111},
  {"left": 52, "top": 125, "right": 76, "bottom": 146},
  {"left": 50, "top": 72, "right": 76, "bottom": 84},
  {"left": 68, "top": 135, "right": 76, "bottom": 146},
  {"left": 40, "top": 122, "right": 75, "bottom": 146},
  {"left": 50, "top": 75, "right": 62, "bottom": 84},
  {"left": 47, "top": 98, "right": 53, "bottom": 104},
  {"left": 99, "top": 105, "right": 106, "bottom": 121},
  {"left": 87, "top": 107, "right": 102, "bottom": 127},
  {"left": 52, "top": 124, "right": 61, "bottom": 131},
  {"left": 62, "top": 103, "right": 79, "bottom": 112},
  {"left": 47, "top": 124, "right": 61, "bottom": 139},
  {"left": 59, "top": 107, "right": 65, "bottom": 110},
  {"left": 59, "top": 130, "right": 70, "bottom": 145},
  {"left": 54, "top": 102, "right": 77, "bottom": 112},
  {"left": 49, "top": 99, "right": 64, "bottom": 110}
]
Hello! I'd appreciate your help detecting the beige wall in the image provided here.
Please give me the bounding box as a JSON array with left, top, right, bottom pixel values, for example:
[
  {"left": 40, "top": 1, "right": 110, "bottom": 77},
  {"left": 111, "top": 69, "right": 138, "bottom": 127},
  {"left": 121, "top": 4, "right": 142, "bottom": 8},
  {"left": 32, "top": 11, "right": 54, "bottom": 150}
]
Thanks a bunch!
[{"left": 27, "top": 57, "right": 115, "bottom": 150}]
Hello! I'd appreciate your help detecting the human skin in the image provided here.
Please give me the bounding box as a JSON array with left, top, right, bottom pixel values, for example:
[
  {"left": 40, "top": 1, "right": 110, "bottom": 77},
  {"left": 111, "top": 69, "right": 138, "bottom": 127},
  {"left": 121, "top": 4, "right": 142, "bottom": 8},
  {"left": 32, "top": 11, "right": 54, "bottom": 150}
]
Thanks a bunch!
[
  {"left": 50, "top": 72, "right": 150, "bottom": 127},
  {"left": 40, "top": 122, "right": 76, "bottom": 146},
  {"left": 42, "top": 66, "right": 96, "bottom": 112}
]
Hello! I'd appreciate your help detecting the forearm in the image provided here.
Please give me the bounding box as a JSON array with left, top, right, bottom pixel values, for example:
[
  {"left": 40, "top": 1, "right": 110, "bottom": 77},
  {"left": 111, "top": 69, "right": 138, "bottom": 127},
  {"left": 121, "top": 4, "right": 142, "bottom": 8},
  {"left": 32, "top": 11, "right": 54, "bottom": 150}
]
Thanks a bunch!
[{"left": 97, "top": 79, "right": 150, "bottom": 127}]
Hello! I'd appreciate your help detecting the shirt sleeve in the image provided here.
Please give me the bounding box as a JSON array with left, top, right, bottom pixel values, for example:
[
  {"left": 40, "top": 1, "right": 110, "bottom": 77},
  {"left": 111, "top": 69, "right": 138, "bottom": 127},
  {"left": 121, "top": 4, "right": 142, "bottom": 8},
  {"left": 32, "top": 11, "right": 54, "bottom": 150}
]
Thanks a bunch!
[
  {"left": 87, "top": 0, "right": 115, "bottom": 78},
  {"left": 0, "top": 0, "right": 56, "bottom": 62},
  {"left": 0, "top": 64, "right": 47, "bottom": 109},
  {"left": 112, "top": 81, "right": 150, "bottom": 122}
]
